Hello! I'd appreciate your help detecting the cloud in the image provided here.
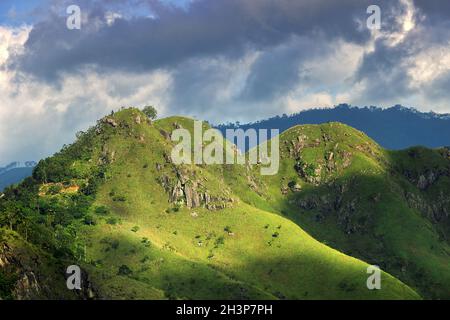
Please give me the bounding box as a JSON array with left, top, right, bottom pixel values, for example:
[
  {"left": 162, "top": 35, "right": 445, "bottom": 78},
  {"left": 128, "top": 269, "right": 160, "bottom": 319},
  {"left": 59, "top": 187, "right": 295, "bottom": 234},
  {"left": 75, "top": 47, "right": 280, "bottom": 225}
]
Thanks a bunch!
[
  {"left": 0, "top": 24, "right": 172, "bottom": 164},
  {"left": 351, "top": 0, "right": 450, "bottom": 108},
  {"left": 7, "top": 0, "right": 378, "bottom": 81},
  {"left": 1, "top": 0, "right": 450, "bottom": 165}
]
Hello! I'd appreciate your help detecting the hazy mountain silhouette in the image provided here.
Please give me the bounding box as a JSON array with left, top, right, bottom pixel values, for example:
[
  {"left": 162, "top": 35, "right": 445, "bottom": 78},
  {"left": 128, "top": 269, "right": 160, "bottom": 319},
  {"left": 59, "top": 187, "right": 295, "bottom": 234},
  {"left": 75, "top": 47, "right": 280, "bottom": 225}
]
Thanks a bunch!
[
  {"left": 0, "top": 162, "right": 36, "bottom": 191},
  {"left": 217, "top": 104, "right": 450, "bottom": 150}
]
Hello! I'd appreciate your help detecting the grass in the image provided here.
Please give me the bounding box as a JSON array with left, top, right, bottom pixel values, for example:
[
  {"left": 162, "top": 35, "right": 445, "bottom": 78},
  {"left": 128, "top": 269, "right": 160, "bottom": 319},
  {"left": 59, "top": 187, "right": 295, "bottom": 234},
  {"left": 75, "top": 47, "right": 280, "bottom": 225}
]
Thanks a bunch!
[{"left": 224, "top": 122, "right": 450, "bottom": 299}]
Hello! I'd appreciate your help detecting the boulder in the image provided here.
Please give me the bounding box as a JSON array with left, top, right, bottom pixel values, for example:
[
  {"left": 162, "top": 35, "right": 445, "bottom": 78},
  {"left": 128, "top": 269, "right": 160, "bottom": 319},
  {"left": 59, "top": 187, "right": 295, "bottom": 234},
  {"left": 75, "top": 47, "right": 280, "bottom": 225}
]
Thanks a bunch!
[{"left": 104, "top": 118, "right": 118, "bottom": 127}]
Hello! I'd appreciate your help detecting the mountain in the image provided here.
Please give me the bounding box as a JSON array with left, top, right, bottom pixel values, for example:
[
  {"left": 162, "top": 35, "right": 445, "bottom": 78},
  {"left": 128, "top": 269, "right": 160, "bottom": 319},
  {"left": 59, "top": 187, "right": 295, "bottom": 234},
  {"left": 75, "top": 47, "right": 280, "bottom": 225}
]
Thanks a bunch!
[
  {"left": 0, "top": 167, "right": 34, "bottom": 192},
  {"left": 225, "top": 122, "right": 450, "bottom": 299},
  {"left": 0, "top": 162, "right": 36, "bottom": 192},
  {"left": 2, "top": 107, "right": 448, "bottom": 299},
  {"left": 217, "top": 104, "right": 450, "bottom": 150}
]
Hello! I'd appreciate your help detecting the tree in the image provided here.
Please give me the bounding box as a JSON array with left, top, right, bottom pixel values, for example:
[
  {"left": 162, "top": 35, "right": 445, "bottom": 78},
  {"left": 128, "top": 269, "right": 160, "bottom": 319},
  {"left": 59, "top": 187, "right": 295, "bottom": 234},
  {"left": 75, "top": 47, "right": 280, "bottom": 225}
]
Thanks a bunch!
[{"left": 142, "top": 106, "right": 158, "bottom": 119}]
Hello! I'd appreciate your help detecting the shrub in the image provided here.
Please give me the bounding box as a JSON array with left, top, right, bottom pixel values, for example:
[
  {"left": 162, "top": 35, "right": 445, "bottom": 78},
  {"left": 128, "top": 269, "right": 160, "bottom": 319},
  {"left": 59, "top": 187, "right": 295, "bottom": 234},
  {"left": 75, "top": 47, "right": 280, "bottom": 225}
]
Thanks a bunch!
[
  {"left": 106, "top": 217, "right": 119, "bottom": 225},
  {"left": 214, "top": 236, "right": 225, "bottom": 247},
  {"left": 84, "top": 214, "right": 96, "bottom": 225},
  {"left": 112, "top": 195, "right": 126, "bottom": 202},
  {"left": 118, "top": 265, "right": 132, "bottom": 276},
  {"left": 111, "top": 239, "right": 120, "bottom": 250},
  {"left": 48, "top": 184, "right": 63, "bottom": 195},
  {"left": 0, "top": 270, "right": 18, "bottom": 300},
  {"left": 141, "top": 237, "right": 151, "bottom": 247},
  {"left": 94, "top": 206, "right": 110, "bottom": 216},
  {"left": 131, "top": 226, "right": 140, "bottom": 233}
]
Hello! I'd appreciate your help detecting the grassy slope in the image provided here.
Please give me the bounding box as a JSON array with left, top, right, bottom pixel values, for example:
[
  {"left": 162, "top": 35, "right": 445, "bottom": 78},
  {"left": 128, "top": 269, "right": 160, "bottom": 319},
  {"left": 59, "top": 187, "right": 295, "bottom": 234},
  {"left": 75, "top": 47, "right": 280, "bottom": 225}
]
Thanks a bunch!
[
  {"left": 0, "top": 229, "right": 76, "bottom": 300},
  {"left": 70, "top": 110, "right": 418, "bottom": 299},
  {"left": 224, "top": 122, "right": 450, "bottom": 299}
]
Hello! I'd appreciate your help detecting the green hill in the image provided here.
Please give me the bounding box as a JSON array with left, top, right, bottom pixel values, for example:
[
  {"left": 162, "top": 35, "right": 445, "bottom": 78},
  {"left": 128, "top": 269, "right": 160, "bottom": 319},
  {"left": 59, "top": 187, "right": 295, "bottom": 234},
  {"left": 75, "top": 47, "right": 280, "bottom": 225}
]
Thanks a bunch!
[
  {"left": 0, "top": 108, "right": 431, "bottom": 299},
  {"left": 225, "top": 122, "right": 450, "bottom": 299}
]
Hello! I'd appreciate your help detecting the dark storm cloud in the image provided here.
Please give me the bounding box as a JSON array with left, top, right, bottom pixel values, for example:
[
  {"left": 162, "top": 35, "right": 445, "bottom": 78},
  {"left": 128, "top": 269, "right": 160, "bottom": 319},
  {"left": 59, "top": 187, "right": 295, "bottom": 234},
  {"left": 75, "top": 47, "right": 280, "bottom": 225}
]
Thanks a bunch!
[
  {"left": 413, "top": 0, "right": 450, "bottom": 20},
  {"left": 239, "top": 34, "right": 338, "bottom": 102},
  {"left": 353, "top": 0, "right": 450, "bottom": 105},
  {"left": 8, "top": 0, "right": 382, "bottom": 81},
  {"left": 353, "top": 38, "right": 415, "bottom": 103}
]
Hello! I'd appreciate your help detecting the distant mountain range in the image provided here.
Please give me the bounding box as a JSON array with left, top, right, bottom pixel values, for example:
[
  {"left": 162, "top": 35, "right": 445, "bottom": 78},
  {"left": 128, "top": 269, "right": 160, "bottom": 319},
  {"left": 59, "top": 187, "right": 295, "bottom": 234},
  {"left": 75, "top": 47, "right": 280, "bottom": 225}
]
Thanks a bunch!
[
  {"left": 217, "top": 104, "right": 450, "bottom": 150},
  {"left": 0, "top": 162, "right": 36, "bottom": 191}
]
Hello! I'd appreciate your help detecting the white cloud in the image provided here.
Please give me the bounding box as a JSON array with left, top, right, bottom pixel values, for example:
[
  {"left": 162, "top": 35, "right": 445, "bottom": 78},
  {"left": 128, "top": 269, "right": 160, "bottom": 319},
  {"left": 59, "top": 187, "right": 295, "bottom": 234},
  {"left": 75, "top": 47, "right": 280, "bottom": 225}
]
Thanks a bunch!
[
  {"left": 284, "top": 92, "right": 335, "bottom": 113},
  {"left": 0, "top": 25, "right": 172, "bottom": 165},
  {"left": 2, "top": 0, "right": 450, "bottom": 165}
]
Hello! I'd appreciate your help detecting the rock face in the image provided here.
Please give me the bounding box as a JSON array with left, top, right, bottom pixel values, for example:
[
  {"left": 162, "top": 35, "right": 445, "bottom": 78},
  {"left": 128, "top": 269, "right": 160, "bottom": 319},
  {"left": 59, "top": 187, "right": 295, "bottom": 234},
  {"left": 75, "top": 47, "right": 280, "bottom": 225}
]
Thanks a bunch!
[
  {"left": 416, "top": 171, "right": 439, "bottom": 190},
  {"left": 288, "top": 178, "right": 371, "bottom": 235},
  {"left": 159, "top": 129, "right": 171, "bottom": 140},
  {"left": 294, "top": 159, "right": 322, "bottom": 185},
  {"left": 0, "top": 240, "right": 99, "bottom": 300},
  {"left": 98, "top": 145, "right": 116, "bottom": 165},
  {"left": 405, "top": 191, "right": 450, "bottom": 223},
  {"left": 158, "top": 167, "right": 234, "bottom": 210},
  {"left": 104, "top": 118, "right": 118, "bottom": 128},
  {"left": 75, "top": 268, "right": 98, "bottom": 300},
  {"left": 0, "top": 242, "right": 44, "bottom": 299}
]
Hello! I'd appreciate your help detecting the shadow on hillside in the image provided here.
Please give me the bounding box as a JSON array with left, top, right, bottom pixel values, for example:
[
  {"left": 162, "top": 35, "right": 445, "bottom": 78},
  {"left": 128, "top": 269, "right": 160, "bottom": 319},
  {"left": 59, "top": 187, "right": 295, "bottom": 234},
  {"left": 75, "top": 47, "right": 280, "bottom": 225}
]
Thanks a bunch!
[
  {"left": 76, "top": 233, "right": 417, "bottom": 300},
  {"left": 275, "top": 169, "right": 450, "bottom": 300}
]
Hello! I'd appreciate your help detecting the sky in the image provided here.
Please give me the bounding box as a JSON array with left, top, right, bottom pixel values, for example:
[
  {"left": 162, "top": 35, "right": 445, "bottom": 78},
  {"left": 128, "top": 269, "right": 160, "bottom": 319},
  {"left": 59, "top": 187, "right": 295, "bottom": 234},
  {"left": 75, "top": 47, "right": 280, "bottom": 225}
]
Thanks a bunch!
[{"left": 1, "top": 0, "right": 450, "bottom": 165}]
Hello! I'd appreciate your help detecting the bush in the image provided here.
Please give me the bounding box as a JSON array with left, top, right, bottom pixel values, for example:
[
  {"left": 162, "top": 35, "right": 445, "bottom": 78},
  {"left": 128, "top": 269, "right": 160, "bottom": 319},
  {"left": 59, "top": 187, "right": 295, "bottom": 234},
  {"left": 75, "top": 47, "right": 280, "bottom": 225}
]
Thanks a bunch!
[
  {"left": 131, "top": 226, "right": 140, "bottom": 233},
  {"left": 83, "top": 214, "right": 96, "bottom": 225},
  {"left": 48, "top": 184, "right": 63, "bottom": 195},
  {"left": 0, "top": 270, "right": 18, "bottom": 300},
  {"left": 214, "top": 236, "right": 225, "bottom": 248},
  {"left": 118, "top": 264, "right": 133, "bottom": 276},
  {"left": 141, "top": 237, "right": 151, "bottom": 247},
  {"left": 111, "top": 239, "right": 120, "bottom": 250},
  {"left": 94, "top": 206, "right": 110, "bottom": 216},
  {"left": 112, "top": 195, "right": 126, "bottom": 202},
  {"left": 106, "top": 217, "right": 119, "bottom": 225}
]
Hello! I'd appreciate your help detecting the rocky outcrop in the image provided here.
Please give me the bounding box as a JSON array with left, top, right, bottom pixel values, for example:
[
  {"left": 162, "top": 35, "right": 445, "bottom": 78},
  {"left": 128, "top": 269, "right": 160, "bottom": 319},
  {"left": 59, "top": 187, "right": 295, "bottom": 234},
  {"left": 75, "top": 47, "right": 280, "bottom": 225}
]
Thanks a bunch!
[
  {"left": 0, "top": 242, "right": 44, "bottom": 299},
  {"left": 0, "top": 240, "right": 99, "bottom": 300},
  {"left": 294, "top": 159, "right": 322, "bottom": 185},
  {"left": 416, "top": 171, "right": 439, "bottom": 190},
  {"left": 159, "top": 129, "right": 171, "bottom": 140},
  {"left": 401, "top": 167, "right": 445, "bottom": 191},
  {"left": 104, "top": 118, "right": 118, "bottom": 128},
  {"left": 98, "top": 145, "right": 116, "bottom": 165},
  {"left": 354, "top": 142, "right": 377, "bottom": 157},
  {"left": 158, "top": 168, "right": 234, "bottom": 210},
  {"left": 292, "top": 179, "right": 371, "bottom": 234},
  {"left": 405, "top": 191, "right": 450, "bottom": 223}
]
